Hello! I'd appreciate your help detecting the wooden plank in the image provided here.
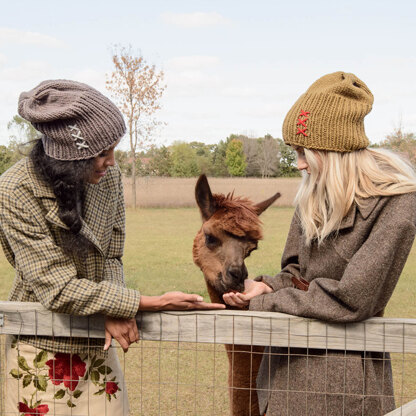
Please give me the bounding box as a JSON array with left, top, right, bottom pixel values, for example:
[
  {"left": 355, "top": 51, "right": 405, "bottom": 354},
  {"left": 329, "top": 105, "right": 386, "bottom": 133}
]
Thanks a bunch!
[
  {"left": 1, "top": 302, "right": 416, "bottom": 353},
  {"left": 0, "top": 302, "right": 106, "bottom": 338},
  {"left": 385, "top": 398, "right": 416, "bottom": 415},
  {"left": 137, "top": 311, "right": 416, "bottom": 353}
]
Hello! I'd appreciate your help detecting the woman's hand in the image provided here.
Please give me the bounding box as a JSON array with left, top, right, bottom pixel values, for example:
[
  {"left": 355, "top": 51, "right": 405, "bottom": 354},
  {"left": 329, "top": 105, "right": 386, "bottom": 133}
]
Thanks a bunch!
[
  {"left": 223, "top": 279, "right": 273, "bottom": 309},
  {"left": 104, "top": 317, "right": 139, "bottom": 352},
  {"left": 139, "top": 291, "right": 225, "bottom": 311}
]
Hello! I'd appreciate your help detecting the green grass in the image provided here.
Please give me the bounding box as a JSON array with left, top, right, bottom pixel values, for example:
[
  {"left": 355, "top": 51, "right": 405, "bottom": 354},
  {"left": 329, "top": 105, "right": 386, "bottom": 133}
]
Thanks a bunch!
[{"left": 1, "top": 207, "right": 416, "bottom": 414}]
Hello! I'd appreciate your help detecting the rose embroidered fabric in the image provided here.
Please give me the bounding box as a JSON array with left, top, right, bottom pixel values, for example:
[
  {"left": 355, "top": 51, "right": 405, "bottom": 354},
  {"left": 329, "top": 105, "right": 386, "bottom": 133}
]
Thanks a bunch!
[{"left": 5, "top": 337, "right": 129, "bottom": 416}]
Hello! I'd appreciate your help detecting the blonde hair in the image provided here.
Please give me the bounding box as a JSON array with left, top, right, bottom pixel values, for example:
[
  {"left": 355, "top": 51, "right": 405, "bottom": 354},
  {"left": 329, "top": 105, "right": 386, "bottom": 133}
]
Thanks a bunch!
[{"left": 296, "top": 147, "right": 416, "bottom": 245}]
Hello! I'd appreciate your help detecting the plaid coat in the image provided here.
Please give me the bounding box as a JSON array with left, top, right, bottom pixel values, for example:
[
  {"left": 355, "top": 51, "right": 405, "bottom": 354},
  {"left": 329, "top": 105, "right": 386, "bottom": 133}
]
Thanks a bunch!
[
  {"left": 0, "top": 157, "right": 140, "bottom": 353},
  {"left": 250, "top": 192, "right": 416, "bottom": 415}
]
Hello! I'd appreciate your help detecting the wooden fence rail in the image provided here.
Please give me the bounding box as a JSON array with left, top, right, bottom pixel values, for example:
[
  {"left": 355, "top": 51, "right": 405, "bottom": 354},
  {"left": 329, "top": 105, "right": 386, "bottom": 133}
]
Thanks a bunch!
[
  {"left": 1, "top": 301, "right": 416, "bottom": 415},
  {"left": 1, "top": 301, "right": 416, "bottom": 353}
]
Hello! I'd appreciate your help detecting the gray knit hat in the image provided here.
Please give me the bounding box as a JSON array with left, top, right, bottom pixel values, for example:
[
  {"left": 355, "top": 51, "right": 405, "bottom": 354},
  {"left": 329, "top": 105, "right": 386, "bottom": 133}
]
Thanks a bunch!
[{"left": 18, "top": 79, "right": 126, "bottom": 160}]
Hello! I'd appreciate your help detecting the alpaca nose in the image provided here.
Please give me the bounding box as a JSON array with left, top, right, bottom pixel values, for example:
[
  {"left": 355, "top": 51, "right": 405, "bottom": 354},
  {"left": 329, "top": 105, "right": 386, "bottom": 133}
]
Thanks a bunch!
[{"left": 226, "top": 264, "right": 248, "bottom": 284}]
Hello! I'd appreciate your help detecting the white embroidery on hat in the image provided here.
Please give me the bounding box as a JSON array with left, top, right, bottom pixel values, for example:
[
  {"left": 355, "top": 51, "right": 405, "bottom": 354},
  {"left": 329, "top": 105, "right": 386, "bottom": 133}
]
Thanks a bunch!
[{"left": 68, "top": 124, "right": 89, "bottom": 150}]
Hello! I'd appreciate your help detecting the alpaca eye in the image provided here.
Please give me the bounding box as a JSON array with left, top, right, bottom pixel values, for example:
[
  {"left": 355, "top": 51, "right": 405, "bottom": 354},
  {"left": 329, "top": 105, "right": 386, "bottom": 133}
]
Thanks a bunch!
[{"left": 205, "top": 234, "right": 219, "bottom": 248}]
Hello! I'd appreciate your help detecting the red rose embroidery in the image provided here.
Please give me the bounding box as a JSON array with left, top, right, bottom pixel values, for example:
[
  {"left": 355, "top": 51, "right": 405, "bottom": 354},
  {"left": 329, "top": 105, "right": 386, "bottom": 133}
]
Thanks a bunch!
[
  {"left": 105, "top": 381, "right": 119, "bottom": 395},
  {"left": 46, "top": 353, "right": 86, "bottom": 391},
  {"left": 18, "top": 402, "right": 49, "bottom": 415}
]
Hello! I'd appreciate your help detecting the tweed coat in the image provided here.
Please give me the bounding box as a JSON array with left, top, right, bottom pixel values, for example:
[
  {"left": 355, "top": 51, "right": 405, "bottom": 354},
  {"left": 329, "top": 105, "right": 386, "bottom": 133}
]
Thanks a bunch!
[
  {"left": 249, "top": 192, "right": 416, "bottom": 416},
  {"left": 0, "top": 157, "right": 140, "bottom": 354}
]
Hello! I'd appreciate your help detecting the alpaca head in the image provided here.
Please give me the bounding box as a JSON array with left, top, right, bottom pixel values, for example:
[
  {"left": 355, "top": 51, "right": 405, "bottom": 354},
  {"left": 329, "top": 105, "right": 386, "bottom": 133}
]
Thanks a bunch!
[{"left": 193, "top": 175, "right": 280, "bottom": 300}]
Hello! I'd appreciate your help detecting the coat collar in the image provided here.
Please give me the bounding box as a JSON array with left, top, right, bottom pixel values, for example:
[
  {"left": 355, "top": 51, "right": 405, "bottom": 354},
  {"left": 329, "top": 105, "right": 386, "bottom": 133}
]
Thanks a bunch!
[
  {"left": 25, "top": 158, "right": 56, "bottom": 199},
  {"left": 338, "top": 197, "right": 380, "bottom": 230},
  {"left": 356, "top": 196, "right": 380, "bottom": 219},
  {"left": 25, "top": 158, "right": 71, "bottom": 231}
]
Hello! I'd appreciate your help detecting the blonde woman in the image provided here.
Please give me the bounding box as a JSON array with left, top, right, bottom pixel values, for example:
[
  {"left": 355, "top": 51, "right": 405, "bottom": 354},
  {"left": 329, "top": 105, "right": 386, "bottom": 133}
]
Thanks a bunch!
[{"left": 223, "top": 72, "right": 416, "bottom": 416}]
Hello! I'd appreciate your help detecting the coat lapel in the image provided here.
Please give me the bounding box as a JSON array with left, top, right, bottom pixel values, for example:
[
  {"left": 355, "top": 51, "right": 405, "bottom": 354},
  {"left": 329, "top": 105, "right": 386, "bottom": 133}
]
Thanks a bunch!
[
  {"left": 44, "top": 203, "right": 69, "bottom": 230},
  {"left": 81, "top": 183, "right": 113, "bottom": 255},
  {"left": 43, "top": 197, "right": 105, "bottom": 256}
]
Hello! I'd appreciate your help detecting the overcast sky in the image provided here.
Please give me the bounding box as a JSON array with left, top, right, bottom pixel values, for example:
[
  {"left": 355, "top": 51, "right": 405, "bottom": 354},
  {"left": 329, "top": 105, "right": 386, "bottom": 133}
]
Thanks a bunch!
[{"left": 1, "top": 0, "right": 415, "bottom": 150}]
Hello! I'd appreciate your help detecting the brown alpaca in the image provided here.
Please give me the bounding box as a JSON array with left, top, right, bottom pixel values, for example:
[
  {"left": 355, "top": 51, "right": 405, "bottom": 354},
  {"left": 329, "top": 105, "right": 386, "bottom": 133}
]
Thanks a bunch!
[{"left": 193, "top": 175, "right": 280, "bottom": 416}]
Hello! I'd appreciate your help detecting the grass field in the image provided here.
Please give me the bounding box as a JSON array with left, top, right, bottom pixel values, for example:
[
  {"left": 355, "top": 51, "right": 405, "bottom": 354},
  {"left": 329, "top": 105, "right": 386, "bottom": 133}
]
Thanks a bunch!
[{"left": 1, "top": 207, "right": 415, "bottom": 414}]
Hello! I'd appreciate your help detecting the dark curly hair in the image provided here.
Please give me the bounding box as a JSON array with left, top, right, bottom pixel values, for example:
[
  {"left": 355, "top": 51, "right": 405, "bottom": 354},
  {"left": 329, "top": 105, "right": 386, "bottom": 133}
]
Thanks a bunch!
[{"left": 30, "top": 138, "right": 94, "bottom": 257}]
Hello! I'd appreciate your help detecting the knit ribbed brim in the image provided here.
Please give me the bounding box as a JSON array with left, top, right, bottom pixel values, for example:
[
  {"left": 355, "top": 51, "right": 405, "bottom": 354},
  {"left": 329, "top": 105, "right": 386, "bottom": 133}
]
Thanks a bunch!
[
  {"left": 18, "top": 80, "right": 126, "bottom": 160},
  {"left": 282, "top": 72, "right": 373, "bottom": 152}
]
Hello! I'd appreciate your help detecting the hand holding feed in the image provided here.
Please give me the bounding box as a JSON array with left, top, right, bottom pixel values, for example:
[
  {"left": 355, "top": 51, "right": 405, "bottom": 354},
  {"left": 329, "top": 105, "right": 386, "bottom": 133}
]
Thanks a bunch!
[{"left": 223, "top": 279, "right": 273, "bottom": 309}]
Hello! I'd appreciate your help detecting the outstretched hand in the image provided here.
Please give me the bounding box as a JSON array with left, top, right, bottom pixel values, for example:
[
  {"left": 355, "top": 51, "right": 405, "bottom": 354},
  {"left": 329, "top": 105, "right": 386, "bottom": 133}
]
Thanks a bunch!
[
  {"left": 222, "top": 279, "right": 273, "bottom": 309},
  {"left": 159, "top": 291, "right": 226, "bottom": 310},
  {"left": 139, "top": 291, "right": 225, "bottom": 311},
  {"left": 105, "top": 292, "right": 225, "bottom": 351}
]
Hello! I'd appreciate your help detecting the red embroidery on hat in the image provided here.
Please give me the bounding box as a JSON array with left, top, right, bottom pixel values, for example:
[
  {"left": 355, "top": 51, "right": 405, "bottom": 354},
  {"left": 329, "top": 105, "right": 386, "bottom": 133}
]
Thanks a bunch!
[
  {"left": 296, "top": 118, "right": 307, "bottom": 128},
  {"left": 296, "top": 127, "right": 308, "bottom": 137},
  {"left": 296, "top": 110, "right": 310, "bottom": 137}
]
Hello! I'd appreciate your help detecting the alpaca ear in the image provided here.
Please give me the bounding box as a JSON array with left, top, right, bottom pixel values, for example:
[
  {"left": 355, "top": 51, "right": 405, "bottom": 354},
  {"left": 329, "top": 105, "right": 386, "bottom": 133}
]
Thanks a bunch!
[
  {"left": 255, "top": 192, "right": 281, "bottom": 216},
  {"left": 195, "top": 174, "right": 216, "bottom": 221}
]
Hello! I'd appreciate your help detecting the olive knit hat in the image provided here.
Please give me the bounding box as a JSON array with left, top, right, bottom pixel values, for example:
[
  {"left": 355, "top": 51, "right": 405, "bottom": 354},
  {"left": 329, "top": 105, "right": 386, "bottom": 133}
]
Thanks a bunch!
[
  {"left": 18, "top": 79, "right": 126, "bottom": 160},
  {"left": 282, "top": 71, "right": 373, "bottom": 152}
]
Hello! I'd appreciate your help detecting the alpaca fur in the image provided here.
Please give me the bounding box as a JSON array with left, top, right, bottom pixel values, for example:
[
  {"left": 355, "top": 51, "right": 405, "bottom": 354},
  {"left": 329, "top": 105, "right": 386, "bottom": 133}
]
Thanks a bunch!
[
  {"left": 207, "top": 194, "right": 263, "bottom": 240},
  {"left": 193, "top": 175, "right": 280, "bottom": 416}
]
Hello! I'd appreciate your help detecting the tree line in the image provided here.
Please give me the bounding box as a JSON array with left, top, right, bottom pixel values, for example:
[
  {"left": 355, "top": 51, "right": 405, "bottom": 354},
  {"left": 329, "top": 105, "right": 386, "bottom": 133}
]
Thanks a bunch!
[
  {"left": 1, "top": 116, "right": 299, "bottom": 178},
  {"left": 115, "top": 134, "right": 300, "bottom": 178},
  {"left": 2, "top": 116, "right": 416, "bottom": 179},
  {"left": 116, "top": 128, "right": 416, "bottom": 178}
]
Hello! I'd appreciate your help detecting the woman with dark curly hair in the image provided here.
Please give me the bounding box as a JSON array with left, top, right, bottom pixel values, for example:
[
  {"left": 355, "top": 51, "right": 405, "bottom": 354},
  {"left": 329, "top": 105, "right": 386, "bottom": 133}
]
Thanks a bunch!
[{"left": 0, "top": 80, "right": 224, "bottom": 415}]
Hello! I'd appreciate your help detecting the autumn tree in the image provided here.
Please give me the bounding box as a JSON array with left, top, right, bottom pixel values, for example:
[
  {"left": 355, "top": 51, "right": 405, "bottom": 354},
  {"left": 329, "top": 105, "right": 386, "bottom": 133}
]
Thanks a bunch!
[
  {"left": 377, "top": 127, "right": 416, "bottom": 166},
  {"left": 106, "top": 46, "right": 165, "bottom": 208},
  {"left": 226, "top": 139, "right": 246, "bottom": 176},
  {"left": 277, "top": 138, "right": 300, "bottom": 177}
]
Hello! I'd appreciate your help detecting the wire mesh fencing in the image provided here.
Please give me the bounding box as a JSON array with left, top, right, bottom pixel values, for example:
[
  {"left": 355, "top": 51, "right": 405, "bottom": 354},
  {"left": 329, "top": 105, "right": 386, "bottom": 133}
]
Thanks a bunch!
[{"left": 0, "top": 302, "right": 416, "bottom": 415}]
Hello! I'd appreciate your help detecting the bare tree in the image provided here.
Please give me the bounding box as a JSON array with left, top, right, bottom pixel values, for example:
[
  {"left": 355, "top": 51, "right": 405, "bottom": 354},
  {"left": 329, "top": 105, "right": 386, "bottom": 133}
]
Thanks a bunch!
[
  {"left": 239, "top": 135, "right": 260, "bottom": 176},
  {"left": 106, "top": 45, "right": 165, "bottom": 208},
  {"left": 256, "top": 135, "right": 279, "bottom": 178}
]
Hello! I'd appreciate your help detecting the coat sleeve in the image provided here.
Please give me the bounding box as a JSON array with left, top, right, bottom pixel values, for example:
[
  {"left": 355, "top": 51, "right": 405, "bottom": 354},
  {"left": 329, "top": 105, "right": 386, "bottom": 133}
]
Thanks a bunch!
[
  {"left": 0, "top": 188, "right": 140, "bottom": 319},
  {"left": 253, "top": 211, "right": 302, "bottom": 291},
  {"left": 249, "top": 193, "right": 416, "bottom": 322},
  {"left": 103, "top": 168, "right": 127, "bottom": 287}
]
